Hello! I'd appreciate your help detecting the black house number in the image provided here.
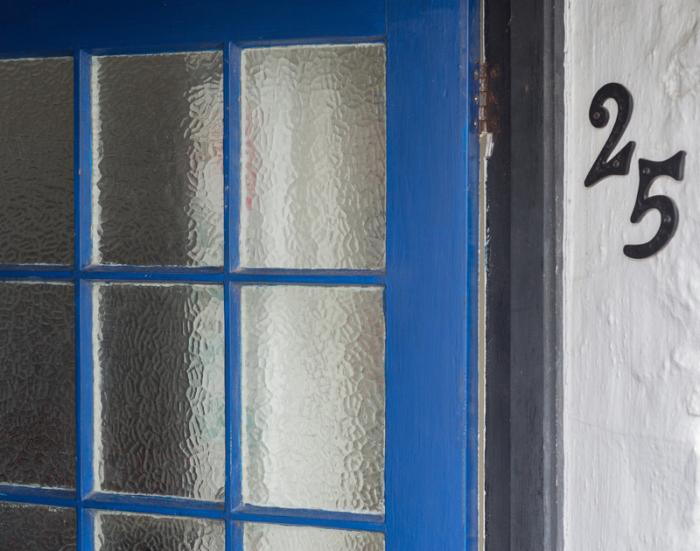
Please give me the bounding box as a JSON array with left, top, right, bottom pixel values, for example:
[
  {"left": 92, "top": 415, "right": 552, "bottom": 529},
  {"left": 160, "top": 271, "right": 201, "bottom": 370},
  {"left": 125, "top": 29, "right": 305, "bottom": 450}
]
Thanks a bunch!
[{"left": 585, "top": 82, "right": 687, "bottom": 259}]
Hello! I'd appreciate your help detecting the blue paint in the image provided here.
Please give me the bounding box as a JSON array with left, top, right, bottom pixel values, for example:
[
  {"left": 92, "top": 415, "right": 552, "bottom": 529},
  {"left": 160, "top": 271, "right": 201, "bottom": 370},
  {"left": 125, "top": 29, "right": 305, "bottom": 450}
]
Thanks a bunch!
[
  {"left": 0, "top": 268, "right": 73, "bottom": 279},
  {"left": 233, "top": 505, "right": 384, "bottom": 533},
  {"left": 385, "top": 1, "right": 480, "bottom": 551},
  {"left": 81, "top": 266, "right": 224, "bottom": 278},
  {"left": 227, "top": 42, "right": 241, "bottom": 272},
  {"left": 224, "top": 283, "right": 236, "bottom": 517},
  {"left": 84, "top": 492, "right": 224, "bottom": 517},
  {"left": 78, "top": 509, "right": 95, "bottom": 550},
  {"left": 234, "top": 35, "right": 386, "bottom": 49},
  {"left": 0, "top": 1, "right": 479, "bottom": 549},
  {"left": 74, "top": 50, "right": 93, "bottom": 551},
  {"left": 0, "top": 268, "right": 384, "bottom": 285},
  {"left": 77, "top": 281, "right": 95, "bottom": 504},
  {"left": 82, "top": 501, "right": 224, "bottom": 520},
  {"left": 0, "top": 0, "right": 385, "bottom": 55},
  {"left": 76, "top": 51, "right": 93, "bottom": 270},
  {"left": 465, "top": 0, "right": 482, "bottom": 546},
  {"left": 231, "top": 522, "right": 243, "bottom": 551},
  {"left": 0, "top": 485, "right": 76, "bottom": 508},
  {"left": 228, "top": 285, "right": 243, "bottom": 513}
]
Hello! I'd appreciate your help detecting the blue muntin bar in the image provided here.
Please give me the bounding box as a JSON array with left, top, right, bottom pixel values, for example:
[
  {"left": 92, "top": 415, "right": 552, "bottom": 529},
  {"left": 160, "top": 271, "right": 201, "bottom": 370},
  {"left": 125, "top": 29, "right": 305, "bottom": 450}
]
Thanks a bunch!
[
  {"left": 78, "top": 508, "right": 95, "bottom": 551},
  {"left": 226, "top": 284, "right": 242, "bottom": 515},
  {"left": 224, "top": 285, "right": 239, "bottom": 515},
  {"left": 76, "top": 280, "right": 94, "bottom": 550},
  {"left": 0, "top": 267, "right": 384, "bottom": 285},
  {"left": 0, "top": 267, "right": 73, "bottom": 279},
  {"left": 226, "top": 41, "right": 241, "bottom": 273},
  {"left": 0, "top": 482, "right": 385, "bottom": 532},
  {"left": 76, "top": 280, "right": 94, "bottom": 500},
  {"left": 0, "top": 485, "right": 76, "bottom": 508},
  {"left": 233, "top": 505, "right": 384, "bottom": 533},
  {"left": 230, "top": 521, "right": 243, "bottom": 551},
  {"left": 224, "top": 40, "right": 240, "bottom": 532},
  {"left": 76, "top": 50, "right": 93, "bottom": 272},
  {"left": 74, "top": 49, "right": 93, "bottom": 551},
  {"left": 83, "top": 492, "right": 225, "bottom": 519}
]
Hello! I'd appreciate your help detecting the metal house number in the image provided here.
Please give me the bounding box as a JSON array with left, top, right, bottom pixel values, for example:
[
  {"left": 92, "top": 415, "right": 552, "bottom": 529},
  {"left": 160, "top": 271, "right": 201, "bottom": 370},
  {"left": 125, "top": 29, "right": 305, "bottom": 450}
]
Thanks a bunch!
[{"left": 585, "top": 82, "right": 687, "bottom": 259}]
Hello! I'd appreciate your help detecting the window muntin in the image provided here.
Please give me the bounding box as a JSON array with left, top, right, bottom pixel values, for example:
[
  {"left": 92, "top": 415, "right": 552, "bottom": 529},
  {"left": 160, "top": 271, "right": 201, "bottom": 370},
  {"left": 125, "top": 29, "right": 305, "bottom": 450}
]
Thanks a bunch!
[{"left": 0, "top": 44, "right": 386, "bottom": 550}]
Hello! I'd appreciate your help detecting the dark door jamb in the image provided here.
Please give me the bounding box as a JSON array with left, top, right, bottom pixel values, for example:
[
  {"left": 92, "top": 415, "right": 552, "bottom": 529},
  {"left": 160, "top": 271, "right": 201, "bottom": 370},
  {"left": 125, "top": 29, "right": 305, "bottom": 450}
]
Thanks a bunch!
[{"left": 484, "top": 0, "right": 565, "bottom": 549}]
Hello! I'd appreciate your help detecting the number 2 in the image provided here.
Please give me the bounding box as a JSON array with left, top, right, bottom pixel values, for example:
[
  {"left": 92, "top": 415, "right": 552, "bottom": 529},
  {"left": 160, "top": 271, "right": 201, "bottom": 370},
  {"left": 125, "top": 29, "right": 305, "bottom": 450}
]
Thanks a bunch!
[{"left": 585, "top": 83, "right": 637, "bottom": 187}]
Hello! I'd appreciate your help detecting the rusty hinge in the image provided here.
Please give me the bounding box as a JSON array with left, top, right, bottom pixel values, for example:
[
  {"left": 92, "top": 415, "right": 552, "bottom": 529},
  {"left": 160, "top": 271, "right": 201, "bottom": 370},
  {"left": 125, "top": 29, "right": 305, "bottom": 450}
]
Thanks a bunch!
[{"left": 477, "top": 62, "right": 500, "bottom": 134}]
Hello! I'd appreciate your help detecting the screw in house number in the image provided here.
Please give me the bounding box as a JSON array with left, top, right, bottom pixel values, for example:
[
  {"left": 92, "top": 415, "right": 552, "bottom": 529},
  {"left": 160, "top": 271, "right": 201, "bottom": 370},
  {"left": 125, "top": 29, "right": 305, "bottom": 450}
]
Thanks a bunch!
[{"left": 585, "top": 82, "right": 687, "bottom": 259}]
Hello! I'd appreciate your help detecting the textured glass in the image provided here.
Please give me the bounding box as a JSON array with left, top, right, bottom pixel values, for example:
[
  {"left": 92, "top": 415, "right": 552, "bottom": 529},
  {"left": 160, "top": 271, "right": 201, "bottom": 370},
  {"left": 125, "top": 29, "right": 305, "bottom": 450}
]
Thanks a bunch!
[
  {"left": 243, "top": 523, "right": 384, "bottom": 551},
  {"left": 94, "top": 511, "right": 224, "bottom": 551},
  {"left": 241, "top": 285, "right": 385, "bottom": 513},
  {"left": 0, "top": 503, "right": 76, "bottom": 551},
  {"left": 93, "top": 283, "right": 225, "bottom": 500},
  {"left": 240, "top": 44, "right": 386, "bottom": 269},
  {"left": 91, "top": 51, "right": 224, "bottom": 267},
  {"left": 0, "top": 57, "right": 73, "bottom": 265},
  {"left": 0, "top": 282, "right": 75, "bottom": 488}
]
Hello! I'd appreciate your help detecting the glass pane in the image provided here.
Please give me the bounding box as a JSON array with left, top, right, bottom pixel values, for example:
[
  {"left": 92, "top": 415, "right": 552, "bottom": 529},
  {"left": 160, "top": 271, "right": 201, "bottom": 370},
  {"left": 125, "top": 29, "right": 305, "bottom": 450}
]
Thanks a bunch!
[
  {"left": 0, "top": 57, "right": 73, "bottom": 265},
  {"left": 93, "top": 283, "right": 225, "bottom": 500},
  {"left": 91, "top": 51, "right": 224, "bottom": 267},
  {"left": 241, "top": 285, "right": 385, "bottom": 514},
  {"left": 94, "top": 511, "right": 224, "bottom": 551},
  {"left": 243, "top": 523, "right": 384, "bottom": 551},
  {"left": 0, "top": 503, "right": 76, "bottom": 551},
  {"left": 0, "top": 282, "right": 75, "bottom": 488},
  {"left": 240, "top": 44, "right": 386, "bottom": 270}
]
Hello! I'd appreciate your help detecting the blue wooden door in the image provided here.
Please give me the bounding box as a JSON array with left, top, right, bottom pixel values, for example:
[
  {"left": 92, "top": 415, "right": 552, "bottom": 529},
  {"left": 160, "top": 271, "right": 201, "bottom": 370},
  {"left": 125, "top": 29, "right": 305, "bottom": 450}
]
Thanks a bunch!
[{"left": 0, "top": 1, "right": 479, "bottom": 550}]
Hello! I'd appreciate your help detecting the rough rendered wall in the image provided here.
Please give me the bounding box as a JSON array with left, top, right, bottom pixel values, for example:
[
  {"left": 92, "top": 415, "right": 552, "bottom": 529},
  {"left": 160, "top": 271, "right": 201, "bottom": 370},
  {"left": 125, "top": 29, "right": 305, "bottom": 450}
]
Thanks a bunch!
[{"left": 564, "top": 1, "right": 700, "bottom": 549}]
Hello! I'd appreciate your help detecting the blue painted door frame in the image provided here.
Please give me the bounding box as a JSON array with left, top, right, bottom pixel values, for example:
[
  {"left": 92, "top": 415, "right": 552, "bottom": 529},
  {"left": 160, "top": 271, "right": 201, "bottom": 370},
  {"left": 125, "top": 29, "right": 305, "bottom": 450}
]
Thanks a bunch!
[{"left": 0, "top": 1, "right": 480, "bottom": 549}]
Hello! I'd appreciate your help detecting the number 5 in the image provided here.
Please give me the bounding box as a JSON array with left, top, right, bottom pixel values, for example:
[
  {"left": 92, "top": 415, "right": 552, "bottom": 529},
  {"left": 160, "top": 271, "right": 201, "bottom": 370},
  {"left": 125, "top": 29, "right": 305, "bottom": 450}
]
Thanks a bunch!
[{"left": 623, "top": 151, "right": 686, "bottom": 259}]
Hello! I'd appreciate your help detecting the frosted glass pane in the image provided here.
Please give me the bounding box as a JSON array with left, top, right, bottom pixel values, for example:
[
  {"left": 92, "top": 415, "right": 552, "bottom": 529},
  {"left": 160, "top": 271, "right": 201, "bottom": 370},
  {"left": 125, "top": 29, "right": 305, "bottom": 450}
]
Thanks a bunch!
[
  {"left": 0, "top": 282, "right": 75, "bottom": 488},
  {"left": 0, "top": 503, "right": 76, "bottom": 551},
  {"left": 0, "top": 57, "right": 73, "bottom": 265},
  {"left": 93, "top": 283, "right": 225, "bottom": 500},
  {"left": 241, "top": 285, "right": 385, "bottom": 513},
  {"left": 94, "top": 511, "right": 224, "bottom": 551},
  {"left": 243, "top": 523, "right": 384, "bottom": 551},
  {"left": 240, "top": 44, "right": 386, "bottom": 269},
  {"left": 91, "top": 51, "right": 224, "bottom": 267}
]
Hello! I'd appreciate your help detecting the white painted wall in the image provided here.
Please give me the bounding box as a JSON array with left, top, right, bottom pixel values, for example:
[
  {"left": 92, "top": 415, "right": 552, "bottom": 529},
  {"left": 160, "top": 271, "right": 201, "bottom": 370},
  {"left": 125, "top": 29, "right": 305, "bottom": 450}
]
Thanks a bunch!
[{"left": 564, "top": 1, "right": 700, "bottom": 549}]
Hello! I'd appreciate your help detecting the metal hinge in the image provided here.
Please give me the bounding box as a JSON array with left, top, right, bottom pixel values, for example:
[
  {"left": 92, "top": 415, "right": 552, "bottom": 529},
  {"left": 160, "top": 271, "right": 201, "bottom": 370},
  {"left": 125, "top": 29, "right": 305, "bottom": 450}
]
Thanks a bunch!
[{"left": 476, "top": 62, "right": 500, "bottom": 135}]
